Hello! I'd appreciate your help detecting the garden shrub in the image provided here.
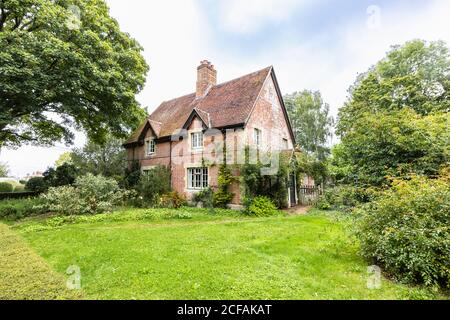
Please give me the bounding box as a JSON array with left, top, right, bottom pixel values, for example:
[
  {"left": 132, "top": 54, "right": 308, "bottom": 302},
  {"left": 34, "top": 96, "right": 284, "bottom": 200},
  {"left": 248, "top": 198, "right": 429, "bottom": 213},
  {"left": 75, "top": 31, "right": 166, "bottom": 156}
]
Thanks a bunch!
[
  {"left": 355, "top": 175, "right": 450, "bottom": 289},
  {"left": 121, "top": 161, "right": 141, "bottom": 188},
  {"left": 0, "top": 182, "right": 13, "bottom": 193},
  {"left": 25, "top": 177, "right": 48, "bottom": 193},
  {"left": 244, "top": 196, "right": 279, "bottom": 217},
  {"left": 40, "top": 174, "right": 131, "bottom": 215},
  {"left": 316, "top": 185, "right": 381, "bottom": 211},
  {"left": 193, "top": 187, "right": 214, "bottom": 209},
  {"left": 40, "top": 186, "right": 84, "bottom": 216},
  {"left": 43, "top": 163, "right": 78, "bottom": 188},
  {"left": 135, "top": 166, "right": 171, "bottom": 206},
  {"left": 240, "top": 148, "right": 292, "bottom": 209},
  {"left": 0, "top": 198, "right": 47, "bottom": 221},
  {"left": 159, "top": 191, "right": 187, "bottom": 209},
  {"left": 213, "top": 164, "right": 234, "bottom": 208},
  {"left": 14, "top": 185, "right": 25, "bottom": 192}
]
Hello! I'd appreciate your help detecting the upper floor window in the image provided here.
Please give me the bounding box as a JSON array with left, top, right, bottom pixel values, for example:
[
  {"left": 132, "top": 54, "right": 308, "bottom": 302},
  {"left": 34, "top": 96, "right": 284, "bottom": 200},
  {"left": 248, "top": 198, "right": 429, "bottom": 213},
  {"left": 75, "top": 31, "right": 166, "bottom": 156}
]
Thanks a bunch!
[
  {"left": 254, "top": 128, "right": 262, "bottom": 148},
  {"left": 146, "top": 138, "right": 155, "bottom": 155},
  {"left": 191, "top": 132, "right": 203, "bottom": 150}
]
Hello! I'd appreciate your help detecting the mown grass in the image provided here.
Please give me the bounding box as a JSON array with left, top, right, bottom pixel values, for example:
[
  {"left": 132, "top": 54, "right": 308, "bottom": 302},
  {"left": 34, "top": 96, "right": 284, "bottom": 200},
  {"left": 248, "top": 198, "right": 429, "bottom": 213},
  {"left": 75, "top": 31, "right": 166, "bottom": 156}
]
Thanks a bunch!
[
  {"left": 0, "top": 223, "right": 83, "bottom": 300},
  {"left": 9, "top": 207, "right": 441, "bottom": 300}
]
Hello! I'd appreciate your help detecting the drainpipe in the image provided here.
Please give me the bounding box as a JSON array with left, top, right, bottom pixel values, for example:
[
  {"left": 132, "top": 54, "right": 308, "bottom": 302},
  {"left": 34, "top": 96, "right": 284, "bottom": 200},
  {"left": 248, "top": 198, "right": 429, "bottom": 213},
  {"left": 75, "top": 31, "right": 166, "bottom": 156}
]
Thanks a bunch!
[{"left": 169, "top": 140, "right": 173, "bottom": 189}]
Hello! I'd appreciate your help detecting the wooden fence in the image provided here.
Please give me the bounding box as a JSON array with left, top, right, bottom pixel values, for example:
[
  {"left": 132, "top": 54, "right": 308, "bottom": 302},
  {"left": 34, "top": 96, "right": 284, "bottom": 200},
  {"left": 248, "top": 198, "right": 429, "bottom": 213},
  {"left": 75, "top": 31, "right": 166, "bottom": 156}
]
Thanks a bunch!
[{"left": 298, "top": 185, "right": 322, "bottom": 205}]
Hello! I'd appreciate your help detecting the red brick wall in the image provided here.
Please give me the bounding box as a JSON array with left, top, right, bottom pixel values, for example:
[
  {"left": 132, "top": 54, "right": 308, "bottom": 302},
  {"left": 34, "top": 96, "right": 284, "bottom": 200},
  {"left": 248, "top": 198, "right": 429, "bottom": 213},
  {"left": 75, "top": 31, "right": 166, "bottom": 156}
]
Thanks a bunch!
[
  {"left": 126, "top": 76, "right": 294, "bottom": 205},
  {"left": 246, "top": 76, "right": 294, "bottom": 150}
]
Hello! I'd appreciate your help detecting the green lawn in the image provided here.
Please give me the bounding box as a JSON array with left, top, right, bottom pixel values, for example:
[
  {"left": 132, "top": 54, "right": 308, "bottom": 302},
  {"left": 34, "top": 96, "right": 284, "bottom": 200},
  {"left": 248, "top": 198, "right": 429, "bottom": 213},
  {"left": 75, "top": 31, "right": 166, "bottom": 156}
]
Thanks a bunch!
[
  {"left": 4, "top": 207, "right": 440, "bottom": 300},
  {"left": 0, "top": 223, "right": 82, "bottom": 300}
]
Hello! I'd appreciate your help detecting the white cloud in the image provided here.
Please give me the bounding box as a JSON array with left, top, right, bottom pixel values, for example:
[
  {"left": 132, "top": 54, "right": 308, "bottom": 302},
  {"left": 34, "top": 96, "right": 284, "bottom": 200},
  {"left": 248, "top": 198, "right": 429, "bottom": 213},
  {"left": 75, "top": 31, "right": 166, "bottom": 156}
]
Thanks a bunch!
[
  {"left": 245, "top": 0, "right": 450, "bottom": 119},
  {"left": 107, "top": 0, "right": 207, "bottom": 109},
  {"left": 218, "top": 0, "right": 308, "bottom": 34}
]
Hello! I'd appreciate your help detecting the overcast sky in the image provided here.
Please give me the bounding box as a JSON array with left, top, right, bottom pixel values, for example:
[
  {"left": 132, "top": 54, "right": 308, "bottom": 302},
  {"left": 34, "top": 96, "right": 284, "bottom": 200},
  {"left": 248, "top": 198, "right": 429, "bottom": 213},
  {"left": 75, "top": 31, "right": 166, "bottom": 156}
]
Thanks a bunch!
[{"left": 1, "top": 0, "right": 449, "bottom": 178}]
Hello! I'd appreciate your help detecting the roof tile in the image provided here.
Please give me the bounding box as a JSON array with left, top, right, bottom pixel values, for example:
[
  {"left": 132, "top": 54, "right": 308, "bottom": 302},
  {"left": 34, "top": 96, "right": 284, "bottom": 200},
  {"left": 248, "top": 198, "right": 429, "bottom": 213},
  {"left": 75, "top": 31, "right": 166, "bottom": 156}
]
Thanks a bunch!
[{"left": 124, "top": 66, "right": 272, "bottom": 145}]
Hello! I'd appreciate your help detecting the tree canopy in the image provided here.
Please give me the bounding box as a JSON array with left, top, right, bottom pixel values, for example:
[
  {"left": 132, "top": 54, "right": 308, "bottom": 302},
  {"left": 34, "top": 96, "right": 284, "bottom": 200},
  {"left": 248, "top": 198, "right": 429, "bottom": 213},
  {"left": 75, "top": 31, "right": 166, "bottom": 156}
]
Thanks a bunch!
[
  {"left": 0, "top": 161, "right": 9, "bottom": 177},
  {"left": 54, "top": 151, "right": 73, "bottom": 167},
  {"left": 43, "top": 162, "right": 78, "bottom": 187},
  {"left": 71, "top": 135, "right": 126, "bottom": 178},
  {"left": 336, "top": 109, "right": 448, "bottom": 185},
  {"left": 338, "top": 40, "right": 449, "bottom": 136},
  {"left": 284, "top": 90, "right": 334, "bottom": 160},
  {"left": 335, "top": 40, "right": 449, "bottom": 186},
  {"left": 0, "top": 0, "right": 149, "bottom": 148}
]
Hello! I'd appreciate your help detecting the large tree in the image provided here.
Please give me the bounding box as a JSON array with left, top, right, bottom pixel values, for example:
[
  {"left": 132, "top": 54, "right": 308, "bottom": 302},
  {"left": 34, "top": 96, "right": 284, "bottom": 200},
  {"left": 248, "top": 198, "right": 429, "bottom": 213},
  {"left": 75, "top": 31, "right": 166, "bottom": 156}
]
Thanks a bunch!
[
  {"left": 284, "top": 90, "right": 334, "bottom": 160},
  {"left": 71, "top": 135, "right": 126, "bottom": 178},
  {"left": 338, "top": 40, "right": 449, "bottom": 136},
  {"left": 335, "top": 109, "right": 448, "bottom": 186},
  {"left": 0, "top": 0, "right": 148, "bottom": 147},
  {"left": 335, "top": 40, "right": 449, "bottom": 186}
]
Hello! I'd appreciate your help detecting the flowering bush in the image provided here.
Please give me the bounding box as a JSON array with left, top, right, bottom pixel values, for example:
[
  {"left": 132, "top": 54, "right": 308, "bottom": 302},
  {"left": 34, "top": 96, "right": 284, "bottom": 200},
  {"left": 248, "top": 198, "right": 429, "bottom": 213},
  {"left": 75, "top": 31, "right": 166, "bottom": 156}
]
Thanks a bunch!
[
  {"left": 40, "top": 174, "right": 131, "bottom": 215},
  {"left": 355, "top": 174, "right": 450, "bottom": 288}
]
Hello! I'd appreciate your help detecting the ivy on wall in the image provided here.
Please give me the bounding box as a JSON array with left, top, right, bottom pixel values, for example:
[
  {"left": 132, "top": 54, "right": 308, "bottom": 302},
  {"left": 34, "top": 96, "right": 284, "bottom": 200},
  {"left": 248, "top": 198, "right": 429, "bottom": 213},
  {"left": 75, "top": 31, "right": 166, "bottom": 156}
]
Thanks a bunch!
[{"left": 240, "top": 147, "right": 292, "bottom": 209}]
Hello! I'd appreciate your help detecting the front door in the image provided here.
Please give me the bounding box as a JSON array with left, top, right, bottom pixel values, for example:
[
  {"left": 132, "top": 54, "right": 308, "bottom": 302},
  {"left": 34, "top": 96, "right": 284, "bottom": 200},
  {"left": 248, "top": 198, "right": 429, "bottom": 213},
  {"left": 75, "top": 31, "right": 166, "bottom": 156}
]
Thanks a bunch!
[{"left": 289, "top": 174, "right": 296, "bottom": 206}]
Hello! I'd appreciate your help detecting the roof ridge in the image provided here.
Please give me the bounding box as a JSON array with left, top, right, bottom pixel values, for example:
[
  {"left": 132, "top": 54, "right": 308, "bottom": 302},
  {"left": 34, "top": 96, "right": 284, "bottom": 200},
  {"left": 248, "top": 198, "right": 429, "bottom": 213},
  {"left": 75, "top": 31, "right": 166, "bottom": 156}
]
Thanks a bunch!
[
  {"left": 151, "top": 66, "right": 272, "bottom": 114},
  {"left": 124, "top": 64, "right": 275, "bottom": 145},
  {"left": 212, "top": 66, "right": 272, "bottom": 90}
]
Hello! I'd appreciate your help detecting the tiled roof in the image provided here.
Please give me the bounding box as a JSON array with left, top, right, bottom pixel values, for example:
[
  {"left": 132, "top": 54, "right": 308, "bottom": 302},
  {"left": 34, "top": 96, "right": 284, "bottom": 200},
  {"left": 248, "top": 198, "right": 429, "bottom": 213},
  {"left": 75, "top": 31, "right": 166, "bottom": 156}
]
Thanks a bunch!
[{"left": 124, "top": 66, "right": 272, "bottom": 145}]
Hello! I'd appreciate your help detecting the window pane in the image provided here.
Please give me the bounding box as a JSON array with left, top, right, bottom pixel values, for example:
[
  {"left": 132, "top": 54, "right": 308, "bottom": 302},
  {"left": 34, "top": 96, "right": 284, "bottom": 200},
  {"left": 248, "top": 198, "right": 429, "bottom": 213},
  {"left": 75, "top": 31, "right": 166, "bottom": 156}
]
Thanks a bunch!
[
  {"left": 254, "top": 129, "right": 261, "bottom": 146},
  {"left": 195, "top": 174, "right": 200, "bottom": 187},
  {"left": 188, "top": 169, "right": 192, "bottom": 188},
  {"left": 198, "top": 132, "right": 203, "bottom": 147},
  {"left": 191, "top": 132, "right": 203, "bottom": 149},
  {"left": 188, "top": 167, "right": 208, "bottom": 189}
]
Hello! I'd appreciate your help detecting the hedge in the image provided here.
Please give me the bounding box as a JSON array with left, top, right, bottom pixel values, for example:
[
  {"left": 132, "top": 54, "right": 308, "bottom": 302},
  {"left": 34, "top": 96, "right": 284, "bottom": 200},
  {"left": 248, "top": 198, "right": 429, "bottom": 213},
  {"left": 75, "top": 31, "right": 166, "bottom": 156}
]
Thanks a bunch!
[{"left": 0, "top": 191, "right": 40, "bottom": 200}]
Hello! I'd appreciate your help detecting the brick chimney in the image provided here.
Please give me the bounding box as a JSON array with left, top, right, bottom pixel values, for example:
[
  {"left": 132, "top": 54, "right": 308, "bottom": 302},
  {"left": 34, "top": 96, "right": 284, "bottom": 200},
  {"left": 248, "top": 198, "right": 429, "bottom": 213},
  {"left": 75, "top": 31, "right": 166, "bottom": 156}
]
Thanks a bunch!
[{"left": 196, "top": 60, "right": 217, "bottom": 97}]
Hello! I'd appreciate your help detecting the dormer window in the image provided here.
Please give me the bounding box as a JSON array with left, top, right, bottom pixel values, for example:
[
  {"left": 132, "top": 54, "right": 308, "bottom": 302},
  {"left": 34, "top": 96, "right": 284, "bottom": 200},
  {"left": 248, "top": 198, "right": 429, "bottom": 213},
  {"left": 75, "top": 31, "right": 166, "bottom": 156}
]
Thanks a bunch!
[
  {"left": 146, "top": 138, "right": 156, "bottom": 155},
  {"left": 191, "top": 132, "right": 203, "bottom": 150}
]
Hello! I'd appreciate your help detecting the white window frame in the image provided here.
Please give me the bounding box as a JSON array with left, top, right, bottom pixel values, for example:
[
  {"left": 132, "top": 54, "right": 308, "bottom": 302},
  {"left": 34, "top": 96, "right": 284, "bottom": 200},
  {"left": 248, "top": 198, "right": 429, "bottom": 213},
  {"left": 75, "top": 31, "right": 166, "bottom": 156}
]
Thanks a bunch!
[
  {"left": 187, "top": 167, "right": 208, "bottom": 190},
  {"left": 146, "top": 138, "right": 156, "bottom": 156},
  {"left": 282, "top": 138, "right": 288, "bottom": 150},
  {"left": 254, "top": 128, "right": 262, "bottom": 148},
  {"left": 191, "top": 131, "right": 204, "bottom": 150},
  {"left": 141, "top": 166, "right": 156, "bottom": 179}
]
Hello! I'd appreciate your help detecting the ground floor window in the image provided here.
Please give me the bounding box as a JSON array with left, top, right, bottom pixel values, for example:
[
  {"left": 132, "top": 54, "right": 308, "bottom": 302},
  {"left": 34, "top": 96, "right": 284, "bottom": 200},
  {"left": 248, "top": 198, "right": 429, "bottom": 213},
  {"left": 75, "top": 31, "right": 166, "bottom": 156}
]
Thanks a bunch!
[{"left": 187, "top": 167, "right": 208, "bottom": 189}]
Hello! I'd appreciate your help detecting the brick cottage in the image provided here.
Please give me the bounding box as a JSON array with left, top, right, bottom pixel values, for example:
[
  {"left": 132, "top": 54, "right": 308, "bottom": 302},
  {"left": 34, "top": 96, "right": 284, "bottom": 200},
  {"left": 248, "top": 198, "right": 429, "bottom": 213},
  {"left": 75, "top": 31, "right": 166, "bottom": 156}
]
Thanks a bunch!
[{"left": 123, "top": 61, "right": 301, "bottom": 207}]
